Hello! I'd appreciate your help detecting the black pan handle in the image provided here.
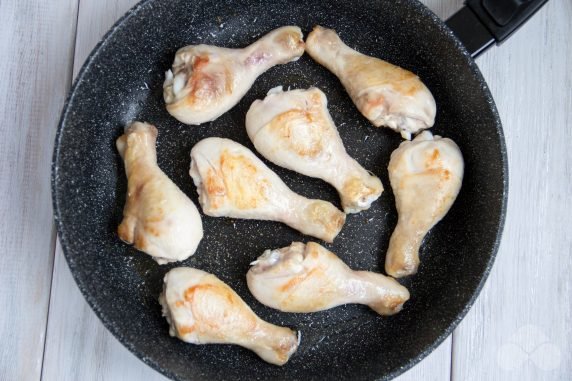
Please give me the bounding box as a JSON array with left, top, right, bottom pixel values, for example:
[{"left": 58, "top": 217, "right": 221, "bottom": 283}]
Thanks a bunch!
[{"left": 445, "top": 0, "right": 549, "bottom": 58}]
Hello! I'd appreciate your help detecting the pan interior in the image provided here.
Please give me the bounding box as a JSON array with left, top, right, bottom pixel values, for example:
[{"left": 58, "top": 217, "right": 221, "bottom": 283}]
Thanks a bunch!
[{"left": 53, "top": 0, "right": 505, "bottom": 379}]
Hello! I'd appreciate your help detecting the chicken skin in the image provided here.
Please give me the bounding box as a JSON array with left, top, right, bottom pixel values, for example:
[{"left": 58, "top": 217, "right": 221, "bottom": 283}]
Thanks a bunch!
[
  {"left": 116, "top": 122, "right": 203, "bottom": 264},
  {"left": 159, "top": 267, "right": 299, "bottom": 365},
  {"left": 246, "top": 86, "right": 383, "bottom": 213},
  {"left": 306, "top": 25, "right": 436, "bottom": 139},
  {"left": 247, "top": 242, "right": 410, "bottom": 316},
  {"left": 164, "top": 26, "right": 305, "bottom": 125},
  {"left": 385, "top": 131, "right": 464, "bottom": 277},
  {"left": 189, "top": 138, "right": 345, "bottom": 242}
]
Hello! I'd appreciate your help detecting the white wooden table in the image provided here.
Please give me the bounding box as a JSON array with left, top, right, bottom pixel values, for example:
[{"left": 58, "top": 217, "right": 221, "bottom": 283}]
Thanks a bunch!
[{"left": 1, "top": 0, "right": 570, "bottom": 380}]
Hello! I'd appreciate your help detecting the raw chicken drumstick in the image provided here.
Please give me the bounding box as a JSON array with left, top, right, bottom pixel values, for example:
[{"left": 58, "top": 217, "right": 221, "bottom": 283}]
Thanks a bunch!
[
  {"left": 306, "top": 25, "right": 436, "bottom": 139},
  {"left": 116, "top": 122, "right": 203, "bottom": 264},
  {"left": 247, "top": 241, "right": 410, "bottom": 316},
  {"left": 164, "top": 26, "right": 305, "bottom": 125},
  {"left": 385, "top": 131, "right": 464, "bottom": 277},
  {"left": 159, "top": 267, "right": 299, "bottom": 366},
  {"left": 246, "top": 86, "right": 383, "bottom": 213},
  {"left": 189, "top": 137, "right": 346, "bottom": 243}
]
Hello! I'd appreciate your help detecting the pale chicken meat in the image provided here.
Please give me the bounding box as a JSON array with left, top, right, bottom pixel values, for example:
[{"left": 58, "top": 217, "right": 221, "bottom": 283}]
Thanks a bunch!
[
  {"left": 246, "top": 86, "right": 383, "bottom": 213},
  {"left": 385, "top": 131, "right": 463, "bottom": 277},
  {"left": 189, "top": 138, "right": 345, "bottom": 242},
  {"left": 116, "top": 122, "right": 203, "bottom": 264},
  {"left": 247, "top": 242, "right": 409, "bottom": 315},
  {"left": 159, "top": 267, "right": 299, "bottom": 365},
  {"left": 306, "top": 25, "right": 436, "bottom": 139},
  {"left": 163, "top": 26, "right": 305, "bottom": 125}
]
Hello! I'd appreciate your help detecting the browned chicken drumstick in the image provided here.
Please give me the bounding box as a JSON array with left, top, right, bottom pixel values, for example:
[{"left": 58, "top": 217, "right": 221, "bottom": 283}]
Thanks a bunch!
[
  {"left": 385, "top": 131, "right": 464, "bottom": 277},
  {"left": 306, "top": 25, "right": 436, "bottom": 139},
  {"left": 247, "top": 241, "right": 410, "bottom": 316},
  {"left": 160, "top": 267, "right": 299, "bottom": 365},
  {"left": 164, "top": 26, "right": 305, "bottom": 125},
  {"left": 116, "top": 122, "right": 203, "bottom": 264},
  {"left": 189, "top": 137, "right": 346, "bottom": 243}
]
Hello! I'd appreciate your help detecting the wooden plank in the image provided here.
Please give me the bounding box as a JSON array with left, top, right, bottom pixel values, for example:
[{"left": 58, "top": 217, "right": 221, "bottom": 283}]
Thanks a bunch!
[
  {"left": 396, "top": 339, "right": 451, "bottom": 381},
  {"left": 70, "top": 0, "right": 140, "bottom": 79},
  {"left": 0, "top": 0, "right": 79, "bottom": 380},
  {"left": 451, "top": 0, "right": 572, "bottom": 380}
]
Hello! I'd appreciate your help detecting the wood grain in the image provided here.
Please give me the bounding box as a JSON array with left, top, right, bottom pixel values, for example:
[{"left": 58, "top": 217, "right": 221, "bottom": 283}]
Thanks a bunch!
[
  {"left": 0, "top": 0, "right": 78, "bottom": 379},
  {"left": 396, "top": 339, "right": 451, "bottom": 381},
  {"left": 451, "top": 0, "right": 572, "bottom": 380}
]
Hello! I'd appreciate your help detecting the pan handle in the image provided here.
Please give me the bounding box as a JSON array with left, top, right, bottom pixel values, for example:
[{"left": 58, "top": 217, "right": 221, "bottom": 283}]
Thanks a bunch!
[{"left": 445, "top": 0, "right": 548, "bottom": 58}]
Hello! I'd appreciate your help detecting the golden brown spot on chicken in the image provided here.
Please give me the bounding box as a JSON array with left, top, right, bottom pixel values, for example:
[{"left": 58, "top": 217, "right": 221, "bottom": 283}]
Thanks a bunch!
[
  {"left": 342, "top": 177, "right": 376, "bottom": 203},
  {"left": 176, "top": 55, "right": 233, "bottom": 109},
  {"left": 205, "top": 168, "right": 226, "bottom": 196},
  {"left": 145, "top": 225, "right": 161, "bottom": 237},
  {"left": 307, "top": 201, "right": 346, "bottom": 236},
  {"left": 267, "top": 94, "right": 328, "bottom": 158},
  {"left": 143, "top": 210, "right": 164, "bottom": 224},
  {"left": 188, "top": 72, "right": 218, "bottom": 105},
  {"left": 183, "top": 281, "right": 258, "bottom": 337},
  {"left": 178, "top": 325, "right": 195, "bottom": 335},
  {"left": 184, "top": 282, "right": 239, "bottom": 308},
  {"left": 117, "top": 221, "right": 133, "bottom": 243},
  {"left": 387, "top": 295, "right": 406, "bottom": 310},
  {"left": 330, "top": 214, "right": 346, "bottom": 234},
  {"left": 268, "top": 109, "right": 324, "bottom": 157},
  {"left": 184, "top": 283, "right": 218, "bottom": 303},
  {"left": 175, "top": 300, "right": 184, "bottom": 308},
  {"left": 425, "top": 149, "right": 441, "bottom": 169},
  {"left": 425, "top": 168, "right": 451, "bottom": 179},
  {"left": 307, "top": 244, "right": 321, "bottom": 259},
  {"left": 218, "top": 150, "right": 269, "bottom": 209},
  {"left": 193, "top": 55, "right": 210, "bottom": 70},
  {"left": 274, "top": 344, "right": 292, "bottom": 364},
  {"left": 362, "top": 94, "right": 388, "bottom": 119},
  {"left": 277, "top": 348, "right": 289, "bottom": 361},
  {"left": 124, "top": 173, "right": 165, "bottom": 226},
  {"left": 309, "top": 90, "right": 322, "bottom": 105},
  {"left": 398, "top": 80, "right": 422, "bottom": 97},
  {"left": 345, "top": 55, "right": 422, "bottom": 96},
  {"left": 279, "top": 267, "right": 322, "bottom": 293},
  {"left": 370, "top": 95, "right": 386, "bottom": 107},
  {"left": 275, "top": 30, "right": 304, "bottom": 52},
  {"left": 269, "top": 112, "right": 292, "bottom": 139},
  {"left": 281, "top": 284, "right": 332, "bottom": 311},
  {"left": 134, "top": 234, "right": 147, "bottom": 250},
  {"left": 443, "top": 169, "right": 451, "bottom": 180}
]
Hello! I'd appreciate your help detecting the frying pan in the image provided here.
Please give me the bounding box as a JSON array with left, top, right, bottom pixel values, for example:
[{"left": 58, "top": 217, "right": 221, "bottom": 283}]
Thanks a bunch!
[{"left": 51, "top": 0, "right": 545, "bottom": 379}]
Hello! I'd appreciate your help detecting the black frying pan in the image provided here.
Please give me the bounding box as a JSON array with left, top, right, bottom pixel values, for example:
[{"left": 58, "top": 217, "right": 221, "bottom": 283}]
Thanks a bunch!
[{"left": 51, "top": 0, "right": 545, "bottom": 379}]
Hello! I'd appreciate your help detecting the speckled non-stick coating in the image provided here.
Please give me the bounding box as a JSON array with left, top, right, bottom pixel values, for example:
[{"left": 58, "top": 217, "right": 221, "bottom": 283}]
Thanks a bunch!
[{"left": 52, "top": 0, "right": 507, "bottom": 380}]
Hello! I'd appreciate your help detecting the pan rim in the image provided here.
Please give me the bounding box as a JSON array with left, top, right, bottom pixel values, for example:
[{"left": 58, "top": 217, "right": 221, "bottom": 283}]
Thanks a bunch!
[{"left": 51, "top": 0, "right": 508, "bottom": 379}]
